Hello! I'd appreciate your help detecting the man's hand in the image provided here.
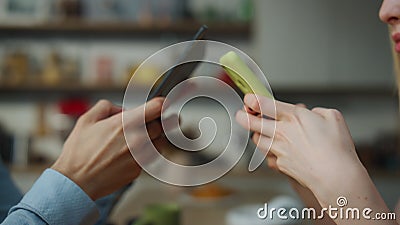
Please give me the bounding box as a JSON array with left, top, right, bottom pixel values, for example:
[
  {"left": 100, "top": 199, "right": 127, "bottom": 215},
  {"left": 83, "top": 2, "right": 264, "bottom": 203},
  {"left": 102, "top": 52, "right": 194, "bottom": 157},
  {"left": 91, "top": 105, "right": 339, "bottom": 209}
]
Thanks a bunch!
[{"left": 51, "top": 98, "right": 165, "bottom": 200}]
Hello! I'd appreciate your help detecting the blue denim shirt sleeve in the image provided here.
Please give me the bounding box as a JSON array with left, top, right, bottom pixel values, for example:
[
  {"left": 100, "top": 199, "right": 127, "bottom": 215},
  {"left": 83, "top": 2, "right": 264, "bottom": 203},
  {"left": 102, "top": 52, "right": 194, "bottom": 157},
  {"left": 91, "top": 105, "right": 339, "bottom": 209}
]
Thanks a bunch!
[
  {"left": 1, "top": 169, "right": 99, "bottom": 225},
  {"left": 0, "top": 160, "right": 22, "bottom": 221}
]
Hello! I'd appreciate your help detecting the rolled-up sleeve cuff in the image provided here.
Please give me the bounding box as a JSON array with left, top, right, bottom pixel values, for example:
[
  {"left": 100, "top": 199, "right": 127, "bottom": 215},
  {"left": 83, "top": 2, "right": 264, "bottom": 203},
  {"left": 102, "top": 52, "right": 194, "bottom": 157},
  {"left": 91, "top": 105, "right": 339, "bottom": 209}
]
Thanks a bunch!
[{"left": 9, "top": 169, "right": 99, "bottom": 225}]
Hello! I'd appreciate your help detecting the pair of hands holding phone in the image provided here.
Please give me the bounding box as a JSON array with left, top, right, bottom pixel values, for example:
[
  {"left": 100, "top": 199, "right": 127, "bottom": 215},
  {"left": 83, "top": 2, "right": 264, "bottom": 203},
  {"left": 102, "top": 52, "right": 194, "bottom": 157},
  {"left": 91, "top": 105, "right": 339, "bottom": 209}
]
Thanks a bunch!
[
  {"left": 49, "top": 74, "right": 371, "bottom": 206},
  {"left": 51, "top": 92, "right": 363, "bottom": 202},
  {"left": 51, "top": 89, "right": 387, "bottom": 225}
]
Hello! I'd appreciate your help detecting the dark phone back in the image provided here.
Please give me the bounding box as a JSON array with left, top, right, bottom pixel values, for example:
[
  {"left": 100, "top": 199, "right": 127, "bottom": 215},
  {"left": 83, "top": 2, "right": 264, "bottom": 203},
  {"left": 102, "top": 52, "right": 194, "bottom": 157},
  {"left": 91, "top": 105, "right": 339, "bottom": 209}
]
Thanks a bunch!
[{"left": 147, "top": 25, "right": 207, "bottom": 100}]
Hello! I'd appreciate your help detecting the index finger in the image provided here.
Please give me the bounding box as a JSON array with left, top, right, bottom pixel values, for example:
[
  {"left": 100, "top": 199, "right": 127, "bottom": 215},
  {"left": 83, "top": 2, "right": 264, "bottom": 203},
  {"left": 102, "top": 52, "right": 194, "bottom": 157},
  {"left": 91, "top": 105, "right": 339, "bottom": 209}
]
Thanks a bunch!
[
  {"left": 244, "top": 94, "right": 294, "bottom": 120},
  {"left": 123, "top": 97, "right": 165, "bottom": 127},
  {"left": 80, "top": 100, "right": 122, "bottom": 124}
]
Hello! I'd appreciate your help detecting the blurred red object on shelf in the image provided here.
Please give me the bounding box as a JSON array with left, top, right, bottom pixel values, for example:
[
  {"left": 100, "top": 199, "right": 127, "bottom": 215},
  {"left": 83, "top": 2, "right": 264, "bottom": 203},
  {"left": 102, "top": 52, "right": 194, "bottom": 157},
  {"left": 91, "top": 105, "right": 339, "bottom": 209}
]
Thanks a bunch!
[{"left": 58, "top": 98, "right": 90, "bottom": 118}]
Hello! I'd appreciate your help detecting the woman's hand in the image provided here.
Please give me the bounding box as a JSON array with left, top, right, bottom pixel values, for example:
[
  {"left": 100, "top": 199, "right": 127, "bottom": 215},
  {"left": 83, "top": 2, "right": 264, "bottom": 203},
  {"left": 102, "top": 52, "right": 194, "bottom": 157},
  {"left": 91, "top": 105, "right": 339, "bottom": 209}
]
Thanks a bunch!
[
  {"left": 236, "top": 94, "right": 395, "bottom": 225},
  {"left": 52, "top": 98, "right": 165, "bottom": 200},
  {"left": 236, "top": 94, "right": 363, "bottom": 193}
]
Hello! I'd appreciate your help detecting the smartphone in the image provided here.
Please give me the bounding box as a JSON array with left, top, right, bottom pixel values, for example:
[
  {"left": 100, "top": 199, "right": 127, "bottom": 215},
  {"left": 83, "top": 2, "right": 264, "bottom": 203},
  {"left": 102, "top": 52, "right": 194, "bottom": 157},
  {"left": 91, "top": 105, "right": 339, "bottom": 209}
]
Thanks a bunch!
[
  {"left": 219, "top": 51, "right": 273, "bottom": 99},
  {"left": 147, "top": 25, "right": 208, "bottom": 100},
  {"left": 220, "top": 51, "right": 273, "bottom": 172}
]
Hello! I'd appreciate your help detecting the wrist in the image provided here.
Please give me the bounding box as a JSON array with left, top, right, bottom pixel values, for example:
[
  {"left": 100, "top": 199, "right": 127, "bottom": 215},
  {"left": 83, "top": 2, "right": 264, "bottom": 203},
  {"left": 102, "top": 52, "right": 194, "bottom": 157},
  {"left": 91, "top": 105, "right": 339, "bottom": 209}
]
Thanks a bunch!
[
  {"left": 308, "top": 160, "right": 369, "bottom": 207},
  {"left": 51, "top": 161, "right": 98, "bottom": 200},
  {"left": 308, "top": 162, "right": 393, "bottom": 225}
]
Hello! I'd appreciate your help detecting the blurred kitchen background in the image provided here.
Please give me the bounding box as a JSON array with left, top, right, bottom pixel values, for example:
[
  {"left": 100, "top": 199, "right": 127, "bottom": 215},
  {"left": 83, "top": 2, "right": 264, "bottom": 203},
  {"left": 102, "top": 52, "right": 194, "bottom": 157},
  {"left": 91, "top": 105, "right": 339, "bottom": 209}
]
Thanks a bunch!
[{"left": 0, "top": 0, "right": 399, "bottom": 225}]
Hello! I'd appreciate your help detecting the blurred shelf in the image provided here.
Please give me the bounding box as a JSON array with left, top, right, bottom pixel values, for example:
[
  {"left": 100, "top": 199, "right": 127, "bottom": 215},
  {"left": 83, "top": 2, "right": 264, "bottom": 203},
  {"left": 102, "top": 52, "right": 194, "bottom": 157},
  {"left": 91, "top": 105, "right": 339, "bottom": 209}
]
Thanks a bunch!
[
  {"left": 0, "top": 84, "right": 396, "bottom": 97},
  {"left": 0, "top": 83, "right": 127, "bottom": 94},
  {"left": 0, "top": 84, "right": 129, "bottom": 101},
  {"left": 0, "top": 21, "right": 251, "bottom": 39},
  {"left": 273, "top": 86, "right": 398, "bottom": 98}
]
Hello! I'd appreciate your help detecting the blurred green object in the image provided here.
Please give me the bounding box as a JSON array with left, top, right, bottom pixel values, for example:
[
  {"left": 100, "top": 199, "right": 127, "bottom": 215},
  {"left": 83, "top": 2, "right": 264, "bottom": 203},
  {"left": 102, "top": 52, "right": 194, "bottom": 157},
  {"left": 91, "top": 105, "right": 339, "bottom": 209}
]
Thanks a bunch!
[
  {"left": 239, "top": 0, "right": 253, "bottom": 22},
  {"left": 132, "top": 203, "right": 180, "bottom": 225}
]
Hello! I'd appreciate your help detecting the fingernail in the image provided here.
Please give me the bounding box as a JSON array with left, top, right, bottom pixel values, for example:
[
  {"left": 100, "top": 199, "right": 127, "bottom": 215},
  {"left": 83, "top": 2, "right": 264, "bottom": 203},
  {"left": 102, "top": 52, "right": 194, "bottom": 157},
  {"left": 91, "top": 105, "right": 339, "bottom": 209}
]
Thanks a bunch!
[{"left": 244, "top": 94, "right": 255, "bottom": 106}]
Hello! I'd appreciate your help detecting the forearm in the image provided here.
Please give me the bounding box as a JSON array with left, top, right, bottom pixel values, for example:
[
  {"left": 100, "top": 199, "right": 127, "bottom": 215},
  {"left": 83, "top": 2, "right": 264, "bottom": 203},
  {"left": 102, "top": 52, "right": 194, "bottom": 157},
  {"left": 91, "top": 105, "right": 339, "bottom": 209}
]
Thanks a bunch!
[
  {"left": 1, "top": 207, "right": 48, "bottom": 225},
  {"left": 288, "top": 177, "right": 336, "bottom": 225},
  {"left": 395, "top": 201, "right": 400, "bottom": 224},
  {"left": 1, "top": 169, "right": 99, "bottom": 225},
  {"left": 311, "top": 164, "right": 397, "bottom": 225}
]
